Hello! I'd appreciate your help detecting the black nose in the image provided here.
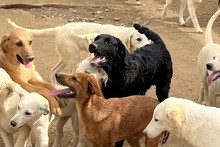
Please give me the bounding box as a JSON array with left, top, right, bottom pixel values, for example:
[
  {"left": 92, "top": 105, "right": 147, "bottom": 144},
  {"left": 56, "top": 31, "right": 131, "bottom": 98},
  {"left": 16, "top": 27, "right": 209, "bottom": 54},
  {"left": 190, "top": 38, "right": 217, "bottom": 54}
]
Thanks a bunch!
[
  {"left": 206, "top": 63, "right": 213, "bottom": 70},
  {"left": 143, "top": 131, "right": 147, "bottom": 136},
  {"left": 55, "top": 73, "right": 61, "bottom": 79},
  {"left": 27, "top": 55, "right": 35, "bottom": 62},
  {"left": 89, "top": 43, "right": 98, "bottom": 51},
  {"left": 10, "top": 121, "right": 17, "bottom": 127}
]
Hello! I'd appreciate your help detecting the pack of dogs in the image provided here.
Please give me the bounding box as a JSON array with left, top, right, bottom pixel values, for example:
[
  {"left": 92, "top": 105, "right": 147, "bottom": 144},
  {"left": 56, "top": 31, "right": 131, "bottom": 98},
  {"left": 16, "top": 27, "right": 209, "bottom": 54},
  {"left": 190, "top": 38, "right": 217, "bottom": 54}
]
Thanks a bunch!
[{"left": 0, "top": 1, "right": 220, "bottom": 147}]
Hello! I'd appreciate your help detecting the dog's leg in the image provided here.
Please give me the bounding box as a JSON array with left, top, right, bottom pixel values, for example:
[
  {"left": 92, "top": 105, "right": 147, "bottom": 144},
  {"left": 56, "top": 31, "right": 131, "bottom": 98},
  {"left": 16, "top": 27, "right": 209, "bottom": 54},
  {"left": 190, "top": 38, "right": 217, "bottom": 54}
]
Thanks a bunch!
[
  {"left": 208, "top": 87, "right": 217, "bottom": 106},
  {"left": 161, "top": 0, "right": 173, "bottom": 20},
  {"left": 0, "top": 131, "right": 14, "bottom": 147},
  {"left": 179, "top": 1, "right": 187, "bottom": 25},
  {"left": 33, "top": 124, "right": 50, "bottom": 147},
  {"left": 198, "top": 83, "right": 205, "bottom": 104},
  {"left": 14, "top": 126, "right": 31, "bottom": 147},
  {"left": 145, "top": 135, "right": 160, "bottom": 147},
  {"left": 51, "top": 59, "right": 67, "bottom": 85},
  {"left": 187, "top": 1, "right": 203, "bottom": 33},
  {"left": 52, "top": 116, "right": 71, "bottom": 147},
  {"left": 69, "top": 112, "right": 79, "bottom": 147},
  {"left": 126, "top": 135, "right": 142, "bottom": 147}
]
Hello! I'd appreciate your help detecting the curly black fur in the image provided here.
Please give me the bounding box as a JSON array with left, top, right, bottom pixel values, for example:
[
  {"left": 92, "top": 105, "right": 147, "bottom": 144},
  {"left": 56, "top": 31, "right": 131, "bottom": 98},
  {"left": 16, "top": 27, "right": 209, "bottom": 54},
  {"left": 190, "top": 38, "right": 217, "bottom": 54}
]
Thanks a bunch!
[{"left": 89, "top": 23, "right": 173, "bottom": 103}]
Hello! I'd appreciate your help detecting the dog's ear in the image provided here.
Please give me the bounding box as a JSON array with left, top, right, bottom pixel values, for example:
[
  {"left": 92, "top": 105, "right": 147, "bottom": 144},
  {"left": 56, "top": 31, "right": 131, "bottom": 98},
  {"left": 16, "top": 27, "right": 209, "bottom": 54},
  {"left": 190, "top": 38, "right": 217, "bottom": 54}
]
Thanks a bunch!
[
  {"left": 88, "top": 79, "right": 103, "bottom": 96},
  {"left": 116, "top": 38, "right": 128, "bottom": 62},
  {"left": 124, "top": 33, "right": 132, "bottom": 52},
  {"left": 166, "top": 107, "right": 183, "bottom": 134},
  {"left": 40, "top": 105, "right": 50, "bottom": 115},
  {"left": 0, "top": 35, "right": 10, "bottom": 53}
]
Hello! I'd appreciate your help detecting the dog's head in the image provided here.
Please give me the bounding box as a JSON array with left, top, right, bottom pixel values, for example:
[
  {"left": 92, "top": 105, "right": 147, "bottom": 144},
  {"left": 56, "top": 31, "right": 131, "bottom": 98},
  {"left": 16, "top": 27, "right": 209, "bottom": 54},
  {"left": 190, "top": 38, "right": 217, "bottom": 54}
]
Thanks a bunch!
[
  {"left": 124, "top": 29, "right": 151, "bottom": 53},
  {"left": 206, "top": 53, "right": 220, "bottom": 85},
  {"left": 51, "top": 72, "right": 103, "bottom": 104},
  {"left": 143, "top": 97, "right": 184, "bottom": 145},
  {"left": 10, "top": 92, "right": 50, "bottom": 128},
  {"left": 0, "top": 67, "right": 15, "bottom": 98},
  {"left": 89, "top": 34, "right": 128, "bottom": 70},
  {"left": 0, "top": 28, "right": 34, "bottom": 68},
  {"left": 76, "top": 57, "right": 108, "bottom": 88}
]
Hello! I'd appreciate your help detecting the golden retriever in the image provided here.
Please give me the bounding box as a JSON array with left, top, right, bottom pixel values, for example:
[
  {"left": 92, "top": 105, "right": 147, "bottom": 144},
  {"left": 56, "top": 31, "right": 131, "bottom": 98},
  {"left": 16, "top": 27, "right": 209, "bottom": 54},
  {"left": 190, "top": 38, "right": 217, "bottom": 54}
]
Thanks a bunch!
[
  {"left": 0, "top": 28, "right": 64, "bottom": 115},
  {"left": 51, "top": 72, "right": 160, "bottom": 147}
]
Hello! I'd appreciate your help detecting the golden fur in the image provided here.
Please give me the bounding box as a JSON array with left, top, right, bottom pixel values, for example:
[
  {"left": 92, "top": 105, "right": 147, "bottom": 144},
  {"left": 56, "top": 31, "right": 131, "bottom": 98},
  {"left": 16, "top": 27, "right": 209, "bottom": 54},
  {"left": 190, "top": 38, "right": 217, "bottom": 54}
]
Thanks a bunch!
[
  {"left": 0, "top": 28, "right": 64, "bottom": 115},
  {"left": 55, "top": 72, "right": 160, "bottom": 147}
]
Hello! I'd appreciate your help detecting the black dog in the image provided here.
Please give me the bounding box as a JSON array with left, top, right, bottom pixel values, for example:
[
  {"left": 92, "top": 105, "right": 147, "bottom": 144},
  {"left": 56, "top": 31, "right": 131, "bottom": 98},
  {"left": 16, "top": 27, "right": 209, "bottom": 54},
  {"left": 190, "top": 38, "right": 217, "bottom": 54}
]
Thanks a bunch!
[{"left": 89, "top": 24, "right": 173, "bottom": 103}]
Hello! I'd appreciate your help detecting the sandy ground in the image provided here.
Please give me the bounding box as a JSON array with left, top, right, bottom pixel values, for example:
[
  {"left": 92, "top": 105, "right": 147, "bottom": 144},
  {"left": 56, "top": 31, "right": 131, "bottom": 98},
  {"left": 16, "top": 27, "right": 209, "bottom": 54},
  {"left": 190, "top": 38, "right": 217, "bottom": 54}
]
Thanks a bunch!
[{"left": 0, "top": 0, "right": 220, "bottom": 146}]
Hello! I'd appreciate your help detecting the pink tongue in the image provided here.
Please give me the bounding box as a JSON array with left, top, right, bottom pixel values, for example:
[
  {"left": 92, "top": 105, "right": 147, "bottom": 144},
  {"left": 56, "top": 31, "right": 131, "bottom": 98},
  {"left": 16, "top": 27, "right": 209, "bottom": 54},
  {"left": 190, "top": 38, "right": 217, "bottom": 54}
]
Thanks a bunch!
[
  {"left": 160, "top": 131, "right": 169, "bottom": 145},
  {"left": 24, "top": 62, "right": 32, "bottom": 68},
  {"left": 50, "top": 88, "right": 72, "bottom": 96},
  {"left": 207, "top": 71, "right": 220, "bottom": 85},
  {"left": 89, "top": 56, "right": 103, "bottom": 65}
]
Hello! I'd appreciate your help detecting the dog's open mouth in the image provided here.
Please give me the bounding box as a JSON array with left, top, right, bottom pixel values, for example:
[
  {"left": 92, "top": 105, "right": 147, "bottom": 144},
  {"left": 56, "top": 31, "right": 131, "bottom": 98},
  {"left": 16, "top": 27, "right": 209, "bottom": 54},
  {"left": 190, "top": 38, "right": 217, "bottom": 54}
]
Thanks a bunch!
[
  {"left": 16, "top": 54, "right": 32, "bottom": 68},
  {"left": 89, "top": 54, "right": 107, "bottom": 66},
  {"left": 50, "top": 87, "right": 76, "bottom": 98},
  {"left": 207, "top": 71, "right": 220, "bottom": 85},
  {"left": 159, "top": 131, "right": 169, "bottom": 145}
]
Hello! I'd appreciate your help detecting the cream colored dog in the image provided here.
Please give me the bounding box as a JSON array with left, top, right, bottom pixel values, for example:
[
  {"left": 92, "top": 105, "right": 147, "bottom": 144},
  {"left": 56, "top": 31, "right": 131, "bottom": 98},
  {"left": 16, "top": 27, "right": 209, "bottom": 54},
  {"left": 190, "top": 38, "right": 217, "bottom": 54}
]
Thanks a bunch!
[
  {"left": 197, "top": 9, "right": 220, "bottom": 106},
  {"left": 7, "top": 20, "right": 151, "bottom": 85},
  {"left": 161, "top": 0, "right": 203, "bottom": 33},
  {"left": 144, "top": 97, "right": 220, "bottom": 147}
]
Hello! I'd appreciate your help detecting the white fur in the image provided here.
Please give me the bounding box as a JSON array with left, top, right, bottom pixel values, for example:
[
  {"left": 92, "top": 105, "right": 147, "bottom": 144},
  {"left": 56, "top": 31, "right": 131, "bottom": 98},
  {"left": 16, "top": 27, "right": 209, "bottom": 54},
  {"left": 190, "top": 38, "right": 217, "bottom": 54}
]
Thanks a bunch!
[
  {"left": 161, "top": 0, "right": 203, "bottom": 33},
  {"left": 197, "top": 9, "right": 220, "bottom": 106},
  {"left": 7, "top": 20, "right": 151, "bottom": 85},
  {"left": 144, "top": 97, "right": 220, "bottom": 147},
  {"left": 52, "top": 57, "right": 108, "bottom": 147},
  {"left": 0, "top": 67, "right": 31, "bottom": 147},
  {"left": 10, "top": 92, "right": 54, "bottom": 147}
]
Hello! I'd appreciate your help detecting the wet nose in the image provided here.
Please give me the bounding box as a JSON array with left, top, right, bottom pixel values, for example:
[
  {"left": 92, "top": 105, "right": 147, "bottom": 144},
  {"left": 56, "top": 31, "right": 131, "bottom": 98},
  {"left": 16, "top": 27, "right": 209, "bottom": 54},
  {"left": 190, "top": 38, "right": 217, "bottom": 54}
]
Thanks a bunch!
[
  {"left": 27, "top": 55, "right": 35, "bottom": 62},
  {"left": 143, "top": 131, "right": 147, "bottom": 136},
  {"left": 10, "top": 121, "right": 17, "bottom": 127},
  {"left": 206, "top": 63, "right": 213, "bottom": 70},
  {"left": 55, "top": 73, "right": 61, "bottom": 79},
  {"left": 89, "top": 43, "right": 98, "bottom": 51}
]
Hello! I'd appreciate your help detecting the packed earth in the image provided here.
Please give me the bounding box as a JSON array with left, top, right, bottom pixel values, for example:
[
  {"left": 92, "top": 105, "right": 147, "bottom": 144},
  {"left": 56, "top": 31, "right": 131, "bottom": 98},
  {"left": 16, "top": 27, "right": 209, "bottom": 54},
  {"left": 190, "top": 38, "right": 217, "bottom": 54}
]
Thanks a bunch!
[{"left": 0, "top": 0, "right": 220, "bottom": 146}]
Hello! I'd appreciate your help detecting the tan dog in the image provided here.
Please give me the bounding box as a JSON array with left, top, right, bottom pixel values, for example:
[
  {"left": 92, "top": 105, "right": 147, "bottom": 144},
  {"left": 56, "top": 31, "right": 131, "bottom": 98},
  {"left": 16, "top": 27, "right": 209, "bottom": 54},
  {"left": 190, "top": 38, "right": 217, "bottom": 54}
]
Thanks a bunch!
[
  {"left": 52, "top": 72, "right": 160, "bottom": 147},
  {"left": 0, "top": 28, "right": 64, "bottom": 115}
]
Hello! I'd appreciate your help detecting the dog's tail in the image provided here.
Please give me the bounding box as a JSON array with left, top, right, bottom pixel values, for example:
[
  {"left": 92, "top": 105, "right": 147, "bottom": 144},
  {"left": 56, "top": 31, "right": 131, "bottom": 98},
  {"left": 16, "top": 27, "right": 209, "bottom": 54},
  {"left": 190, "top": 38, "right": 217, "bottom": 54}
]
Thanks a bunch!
[
  {"left": 7, "top": 19, "right": 60, "bottom": 37},
  {"left": 133, "top": 23, "right": 165, "bottom": 47},
  {"left": 205, "top": 9, "right": 220, "bottom": 44}
]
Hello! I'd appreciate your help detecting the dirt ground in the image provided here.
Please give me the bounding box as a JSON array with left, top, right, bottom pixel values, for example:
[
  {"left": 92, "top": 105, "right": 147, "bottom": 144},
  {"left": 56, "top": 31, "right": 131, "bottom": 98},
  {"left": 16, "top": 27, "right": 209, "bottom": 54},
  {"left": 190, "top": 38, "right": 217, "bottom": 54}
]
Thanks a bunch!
[{"left": 0, "top": 0, "right": 220, "bottom": 146}]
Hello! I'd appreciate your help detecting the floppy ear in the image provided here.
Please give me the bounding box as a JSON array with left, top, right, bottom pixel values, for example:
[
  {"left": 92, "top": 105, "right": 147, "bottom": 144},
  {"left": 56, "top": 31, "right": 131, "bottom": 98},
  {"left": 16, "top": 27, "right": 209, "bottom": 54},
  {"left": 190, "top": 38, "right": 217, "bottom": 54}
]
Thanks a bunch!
[
  {"left": 88, "top": 80, "right": 103, "bottom": 96},
  {"left": 40, "top": 105, "right": 50, "bottom": 115},
  {"left": 116, "top": 38, "right": 128, "bottom": 62},
  {"left": 124, "top": 33, "right": 132, "bottom": 52},
  {"left": 166, "top": 108, "right": 184, "bottom": 134},
  {"left": 0, "top": 35, "right": 9, "bottom": 53}
]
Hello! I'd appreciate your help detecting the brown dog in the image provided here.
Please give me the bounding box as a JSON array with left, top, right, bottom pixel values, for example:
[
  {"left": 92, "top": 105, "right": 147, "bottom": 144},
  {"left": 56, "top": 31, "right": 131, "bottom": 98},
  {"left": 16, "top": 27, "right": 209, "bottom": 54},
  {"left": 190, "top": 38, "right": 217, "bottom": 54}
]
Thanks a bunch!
[
  {"left": 0, "top": 28, "right": 63, "bottom": 115},
  {"left": 53, "top": 72, "right": 160, "bottom": 147}
]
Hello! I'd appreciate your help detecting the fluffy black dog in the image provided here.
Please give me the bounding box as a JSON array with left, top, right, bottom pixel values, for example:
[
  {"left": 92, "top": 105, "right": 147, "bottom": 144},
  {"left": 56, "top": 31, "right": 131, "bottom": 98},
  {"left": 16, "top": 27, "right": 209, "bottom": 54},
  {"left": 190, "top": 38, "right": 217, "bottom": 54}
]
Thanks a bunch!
[{"left": 89, "top": 24, "right": 173, "bottom": 103}]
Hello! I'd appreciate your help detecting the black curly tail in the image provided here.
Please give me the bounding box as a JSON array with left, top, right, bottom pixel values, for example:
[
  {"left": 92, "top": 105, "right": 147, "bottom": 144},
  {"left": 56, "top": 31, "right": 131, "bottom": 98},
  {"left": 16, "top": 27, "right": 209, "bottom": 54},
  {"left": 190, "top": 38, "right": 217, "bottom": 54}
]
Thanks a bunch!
[{"left": 133, "top": 23, "right": 165, "bottom": 47}]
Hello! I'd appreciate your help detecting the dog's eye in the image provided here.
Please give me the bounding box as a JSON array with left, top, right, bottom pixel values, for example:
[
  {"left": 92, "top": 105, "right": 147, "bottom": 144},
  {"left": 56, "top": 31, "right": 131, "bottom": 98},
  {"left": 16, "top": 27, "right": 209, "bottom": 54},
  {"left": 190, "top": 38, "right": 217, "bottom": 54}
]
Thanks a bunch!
[
  {"left": 16, "top": 41, "right": 23, "bottom": 47},
  {"left": 213, "top": 56, "right": 215, "bottom": 60},
  {"left": 72, "top": 76, "right": 78, "bottom": 82},
  {"left": 25, "top": 111, "right": 31, "bottom": 115},
  {"left": 29, "top": 40, "right": 32, "bottom": 45},
  {"left": 155, "top": 118, "right": 159, "bottom": 122},
  {"left": 137, "top": 38, "right": 142, "bottom": 42},
  {"left": 17, "top": 106, "right": 20, "bottom": 110},
  {"left": 104, "top": 39, "right": 112, "bottom": 45}
]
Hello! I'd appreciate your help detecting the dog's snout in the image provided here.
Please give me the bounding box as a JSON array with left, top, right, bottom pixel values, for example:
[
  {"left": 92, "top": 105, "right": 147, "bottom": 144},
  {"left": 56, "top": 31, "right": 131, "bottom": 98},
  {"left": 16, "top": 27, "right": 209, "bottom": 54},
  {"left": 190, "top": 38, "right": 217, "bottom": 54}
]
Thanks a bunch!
[
  {"left": 89, "top": 43, "right": 98, "bottom": 51},
  {"left": 55, "top": 73, "right": 61, "bottom": 79},
  {"left": 10, "top": 121, "right": 17, "bottom": 127},
  {"left": 27, "top": 55, "right": 35, "bottom": 62},
  {"left": 206, "top": 63, "right": 213, "bottom": 70}
]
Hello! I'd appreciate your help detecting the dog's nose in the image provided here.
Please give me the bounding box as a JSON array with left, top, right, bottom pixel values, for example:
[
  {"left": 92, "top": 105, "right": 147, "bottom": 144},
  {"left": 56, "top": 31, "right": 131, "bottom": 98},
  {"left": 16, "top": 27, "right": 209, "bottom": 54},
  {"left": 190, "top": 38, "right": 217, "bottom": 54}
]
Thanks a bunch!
[
  {"left": 206, "top": 63, "right": 213, "bottom": 70},
  {"left": 143, "top": 131, "right": 147, "bottom": 136},
  {"left": 89, "top": 43, "right": 98, "bottom": 51},
  {"left": 27, "top": 55, "right": 35, "bottom": 62},
  {"left": 10, "top": 121, "right": 17, "bottom": 127},
  {"left": 55, "top": 73, "right": 61, "bottom": 79}
]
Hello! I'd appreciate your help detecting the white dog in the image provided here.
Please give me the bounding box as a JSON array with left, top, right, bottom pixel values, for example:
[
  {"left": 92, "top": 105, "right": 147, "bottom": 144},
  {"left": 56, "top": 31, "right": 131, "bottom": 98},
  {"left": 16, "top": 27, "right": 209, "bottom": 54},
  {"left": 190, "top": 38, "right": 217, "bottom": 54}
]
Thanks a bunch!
[
  {"left": 161, "top": 0, "right": 203, "bottom": 33},
  {"left": 197, "top": 9, "right": 220, "bottom": 106},
  {"left": 144, "top": 97, "right": 220, "bottom": 147},
  {"left": 51, "top": 57, "right": 108, "bottom": 147},
  {"left": 10, "top": 92, "right": 53, "bottom": 147},
  {"left": 7, "top": 20, "right": 151, "bottom": 85},
  {"left": 0, "top": 67, "right": 31, "bottom": 147}
]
